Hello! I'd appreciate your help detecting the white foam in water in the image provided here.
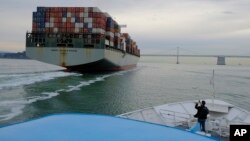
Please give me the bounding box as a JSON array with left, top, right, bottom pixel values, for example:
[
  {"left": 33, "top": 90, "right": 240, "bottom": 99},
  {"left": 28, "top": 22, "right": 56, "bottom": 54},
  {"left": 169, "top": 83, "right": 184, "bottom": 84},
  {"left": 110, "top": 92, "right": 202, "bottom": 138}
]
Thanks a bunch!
[
  {"left": 65, "top": 74, "right": 111, "bottom": 92},
  {"left": 0, "top": 68, "right": 137, "bottom": 121},
  {"left": 0, "top": 105, "right": 25, "bottom": 121},
  {"left": 27, "top": 92, "right": 60, "bottom": 104},
  {"left": 0, "top": 71, "right": 80, "bottom": 121},
  {"left": 0, "top": 92, "right": 59, "bottom": 121},
  {"left": 63, "top": 69, "right": 139, "bottom": 93},
  {"left": 0, "top": 72, "right": 79, "bottom": 90}
]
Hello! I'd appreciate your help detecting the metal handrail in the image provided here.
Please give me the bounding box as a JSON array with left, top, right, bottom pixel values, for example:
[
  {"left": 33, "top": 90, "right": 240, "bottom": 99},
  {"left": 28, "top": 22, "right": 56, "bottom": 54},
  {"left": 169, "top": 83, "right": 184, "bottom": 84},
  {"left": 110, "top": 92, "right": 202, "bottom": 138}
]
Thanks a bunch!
[
  {"left": 118, "top": 107, "right": 154, "bottom": 116},
  {"left": 158, "top": 109, "right": 193, "bottom": 126},
  {"left": 158, "top": 109, "right": 230, "bottom": 137},
  {"left": 160, "top": 110, "right": 192, "bottom": 120}
]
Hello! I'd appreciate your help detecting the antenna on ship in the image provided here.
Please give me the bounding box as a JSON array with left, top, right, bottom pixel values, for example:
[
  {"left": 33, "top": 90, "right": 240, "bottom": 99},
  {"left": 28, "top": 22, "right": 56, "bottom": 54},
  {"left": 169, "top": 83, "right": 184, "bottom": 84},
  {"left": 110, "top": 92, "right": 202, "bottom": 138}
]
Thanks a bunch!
[{"left": 176, "top": 47, "right": 180, "bottom": 64}]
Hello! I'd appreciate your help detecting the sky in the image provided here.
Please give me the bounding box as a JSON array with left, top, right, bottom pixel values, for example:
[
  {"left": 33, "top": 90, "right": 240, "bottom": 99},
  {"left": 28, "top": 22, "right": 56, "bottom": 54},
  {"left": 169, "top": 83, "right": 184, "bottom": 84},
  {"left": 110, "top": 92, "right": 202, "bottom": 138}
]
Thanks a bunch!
[{"left": 0, "top": 0, "right": 250, "bottom": 55}]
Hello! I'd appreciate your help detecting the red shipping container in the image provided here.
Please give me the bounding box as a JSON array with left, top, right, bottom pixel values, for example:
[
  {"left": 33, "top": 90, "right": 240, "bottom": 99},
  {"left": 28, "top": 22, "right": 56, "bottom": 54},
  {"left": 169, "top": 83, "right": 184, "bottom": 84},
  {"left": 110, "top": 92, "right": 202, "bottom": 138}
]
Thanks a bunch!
[
  {"left": 61, "top": 28, "right": 67, "bottom": 33},
  {"left": 50, "top": 8, "right": 55, "bottom": 12},
  {"left": 80, "top": 17, "right": 84, "bottom": 23},
  {"left": 57, "top": 7, "right": 62, "bottom": 12},
  {"left": 66, "top": 23, "right": 71, "bottom": 28},
  {"left": 46, "top": 12, "right": 50, "bottom": 18},
  {"left": 92, "top": 23, "right": 97, "bottom": 28},
  {"left": 61, "top": 7, "right": 67, "bottom": 12},
  {"left": 54, "top": 22, "right": 61, "bottom": 27},
  {"left": 55, "top": 7, "right": 60, "bottom": 13},
  {"left": 88, "top": 12, "right": 93, "bottom": 17},
  {"left": 60, "top": 28, "right": 66, "bottom": 33},
  {"left": 54, "top": 18, "right": 59, "bottom": 23},
  {"left": 47, "top": 7, "right": 52, "bottom": 12},
  {"left": 62, "top": 23, "right": 67, "bottom": 28},
  {"left": 92, "top": 18, "right": 97, "bottom": 23},
  {"left": 67, "top": 7, "right": 71, "bottom": 12},
  {"left": 54, "top": 12, "right": 62, "bottom": 18},
  {"left": 32, "top": 23, "right": 37, "bottom": 28},
  {"left": 55, "top": 7, "right": 60, "bottom": 12},
  {"left": 70, "top": 28, "right": 75, "bottom": 33},
  {"left": 75, "top": 7, "right": 80, "bottom": 12},
  {"left": 88, "top": 7, "right": 93, "bottom": 12},
  {"left": 83, "top": 28, "right": 88, "bottom": 33},
  {"left": 45, "top": 17, "right": 50, "bottom": 22},
  {"left": 79, "top": 7, "right": 84, "bottom": 12},
  {"left": 67, "top": 7, "right": 75, "bottom": 13},
  {"left": 50, "top": 12, "right": 55, "bottom": 17},
  {"left": 93, "top": 12, "right": 98, "bottom": 18},
  {"left": 75, "top": 12, "right": 80, "bottom": 17},
  {"left": 106, "top": 28, "right": 115, "bottom": 33},
  {"left": 67, "top": 17, "right": 71, "bottom": 23}
]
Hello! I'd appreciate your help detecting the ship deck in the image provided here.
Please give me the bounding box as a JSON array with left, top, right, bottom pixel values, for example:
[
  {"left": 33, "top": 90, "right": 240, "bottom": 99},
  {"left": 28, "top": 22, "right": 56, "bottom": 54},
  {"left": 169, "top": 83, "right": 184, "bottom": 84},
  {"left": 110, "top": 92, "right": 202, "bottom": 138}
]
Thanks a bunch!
[{"left": 118, "top": 99, "right": 250, "bottom": 140}]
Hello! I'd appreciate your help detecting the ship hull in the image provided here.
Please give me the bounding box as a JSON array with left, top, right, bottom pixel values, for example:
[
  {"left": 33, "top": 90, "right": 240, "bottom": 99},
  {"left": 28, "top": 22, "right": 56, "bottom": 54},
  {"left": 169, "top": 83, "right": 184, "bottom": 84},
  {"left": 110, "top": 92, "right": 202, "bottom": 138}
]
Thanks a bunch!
[
  {"left": 68, "top": 59, "right": 137, "bottom": 71},
  {"left": 26, "top": 47, "right": 139, "bottom": 72}
]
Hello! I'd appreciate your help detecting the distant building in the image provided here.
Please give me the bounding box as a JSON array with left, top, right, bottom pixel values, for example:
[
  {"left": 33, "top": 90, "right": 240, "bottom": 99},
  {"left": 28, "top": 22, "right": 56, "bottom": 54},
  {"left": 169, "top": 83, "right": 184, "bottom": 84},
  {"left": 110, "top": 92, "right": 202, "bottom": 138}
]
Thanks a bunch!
[{"left": 217, "top": 56, "right": 226, "bottom": 65}]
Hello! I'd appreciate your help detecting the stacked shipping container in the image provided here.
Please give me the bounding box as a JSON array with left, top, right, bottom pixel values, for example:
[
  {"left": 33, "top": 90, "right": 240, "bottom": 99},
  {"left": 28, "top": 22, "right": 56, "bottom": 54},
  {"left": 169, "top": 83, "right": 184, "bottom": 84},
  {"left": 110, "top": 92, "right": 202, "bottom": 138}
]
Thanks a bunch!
[
  {"left": 33, "top": 7, "right": 106, "bottom": 34},
  {"left": 32, "top": 7, "right": 140, "bottom": 56},
  {"left": 122, "top": 33, "right": 140, "bottom": 56}
]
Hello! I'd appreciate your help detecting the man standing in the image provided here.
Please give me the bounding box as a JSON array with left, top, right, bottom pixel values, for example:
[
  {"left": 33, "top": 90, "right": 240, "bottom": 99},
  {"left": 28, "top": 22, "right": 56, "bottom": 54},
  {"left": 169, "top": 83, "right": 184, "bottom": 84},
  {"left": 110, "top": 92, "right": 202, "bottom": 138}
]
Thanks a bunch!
[{"left": 195, "top": 100, "right": 209, "bottom": 132}]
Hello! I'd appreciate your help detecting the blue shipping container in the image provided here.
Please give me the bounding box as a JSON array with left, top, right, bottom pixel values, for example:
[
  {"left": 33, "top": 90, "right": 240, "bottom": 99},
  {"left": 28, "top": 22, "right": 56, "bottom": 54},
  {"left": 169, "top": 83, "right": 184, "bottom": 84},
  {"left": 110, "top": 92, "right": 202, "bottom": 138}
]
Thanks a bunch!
[
  {"left": 75, "top": 17, "right": 80, "bottom": 23},
  {"left": 33, "top": 12, "right": 37, "bottom": 18},
  {"left": 37, "top": 7, "right": 46, "bottom": 12},
  {"left": 63, "top": 12, "right": 67, "bottom": 17},
  {"left": 36, "top": 12, "right": 45, "bottom": 18}
]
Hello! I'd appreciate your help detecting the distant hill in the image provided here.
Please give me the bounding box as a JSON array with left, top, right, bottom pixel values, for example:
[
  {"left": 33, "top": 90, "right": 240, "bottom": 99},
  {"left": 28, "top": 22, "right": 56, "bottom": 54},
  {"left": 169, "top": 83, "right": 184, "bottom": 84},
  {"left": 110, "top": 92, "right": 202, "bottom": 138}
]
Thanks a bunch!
[
  {"left": 0, "top": 51, "right": 29, "bottom": 59},
  {"left": 0, "top": 51, "right": 9, "bottom": 54}
]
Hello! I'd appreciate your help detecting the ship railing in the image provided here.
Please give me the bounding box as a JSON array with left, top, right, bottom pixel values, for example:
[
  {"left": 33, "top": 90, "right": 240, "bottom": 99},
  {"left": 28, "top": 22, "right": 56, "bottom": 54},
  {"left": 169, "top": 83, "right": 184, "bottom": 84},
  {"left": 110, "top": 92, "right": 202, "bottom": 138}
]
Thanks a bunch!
[
  {"left": 208, "top": 118, "right": 249, "bottom": 137},
  {"left": 158, "top": 109, "right": 193, "bottom": 128},
  {"left": 158, "top": 109, "right": 249, "bottom": 138},
  {"left": 158, "top": 109, "right": 223, "bottom": 135},
  {"left": 118, "top": 107, "right": 192, "bottom": 128},
  {"left": 118, "top": 107, "right": 155, "bottom": 122}
]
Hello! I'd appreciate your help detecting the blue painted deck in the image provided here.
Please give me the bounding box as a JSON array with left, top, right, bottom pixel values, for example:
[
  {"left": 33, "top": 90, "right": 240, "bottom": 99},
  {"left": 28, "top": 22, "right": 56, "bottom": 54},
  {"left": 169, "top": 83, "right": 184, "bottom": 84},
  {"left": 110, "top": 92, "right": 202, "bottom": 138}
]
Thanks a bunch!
[{"left": 0, "top": 114, "right": 220, "bottom": 141}]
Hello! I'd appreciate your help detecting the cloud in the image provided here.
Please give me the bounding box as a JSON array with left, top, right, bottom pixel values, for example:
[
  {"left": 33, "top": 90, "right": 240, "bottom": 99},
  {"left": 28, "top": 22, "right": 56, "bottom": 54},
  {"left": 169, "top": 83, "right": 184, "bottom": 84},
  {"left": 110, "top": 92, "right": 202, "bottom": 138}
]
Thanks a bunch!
[
  {"left": 0, "top": 0, "right": 250, "bottom": 55},
  {"left": 222, "top": 11, "right": 233, "bottom": 14}
]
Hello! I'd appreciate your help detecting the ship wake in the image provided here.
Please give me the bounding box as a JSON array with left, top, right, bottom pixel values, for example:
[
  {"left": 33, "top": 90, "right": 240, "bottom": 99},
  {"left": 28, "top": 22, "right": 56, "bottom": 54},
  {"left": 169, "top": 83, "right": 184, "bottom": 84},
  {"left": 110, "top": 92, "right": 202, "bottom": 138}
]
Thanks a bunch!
[{"left": 0, "top": 68, "right": 139, "bottom": 122}]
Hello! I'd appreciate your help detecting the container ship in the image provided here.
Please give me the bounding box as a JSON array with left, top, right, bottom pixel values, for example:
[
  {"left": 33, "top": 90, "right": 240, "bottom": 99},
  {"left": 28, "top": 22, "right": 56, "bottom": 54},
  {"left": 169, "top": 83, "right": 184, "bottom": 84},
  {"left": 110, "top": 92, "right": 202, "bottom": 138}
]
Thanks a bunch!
[{"left": 26, "top": 7, "right": 140, "bottom": 71}]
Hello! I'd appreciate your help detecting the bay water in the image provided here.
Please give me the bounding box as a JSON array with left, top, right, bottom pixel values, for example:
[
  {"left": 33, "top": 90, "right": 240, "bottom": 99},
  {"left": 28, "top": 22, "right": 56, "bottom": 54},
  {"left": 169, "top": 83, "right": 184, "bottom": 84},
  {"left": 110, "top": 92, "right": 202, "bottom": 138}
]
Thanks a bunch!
[{"left": 0, "top": 56, "right": 250, "bottom": 125}]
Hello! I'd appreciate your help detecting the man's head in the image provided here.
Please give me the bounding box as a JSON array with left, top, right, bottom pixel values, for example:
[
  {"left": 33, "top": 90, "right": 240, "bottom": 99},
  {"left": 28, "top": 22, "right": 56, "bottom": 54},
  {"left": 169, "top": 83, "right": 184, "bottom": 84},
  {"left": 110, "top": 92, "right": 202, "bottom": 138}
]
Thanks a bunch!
[{"left": 202, "top": 100, "right": 206, "bottom": 105}]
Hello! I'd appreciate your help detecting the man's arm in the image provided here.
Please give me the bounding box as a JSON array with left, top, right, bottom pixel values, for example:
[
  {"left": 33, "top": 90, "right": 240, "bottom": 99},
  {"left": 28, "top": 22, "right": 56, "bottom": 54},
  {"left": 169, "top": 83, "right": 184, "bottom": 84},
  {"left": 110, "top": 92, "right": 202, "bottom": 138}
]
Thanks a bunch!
[{"left": 195, "top": 103, "right": 199, "bottom": 109}]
